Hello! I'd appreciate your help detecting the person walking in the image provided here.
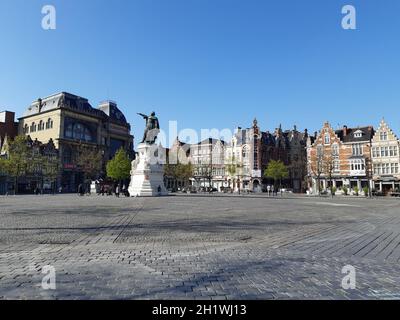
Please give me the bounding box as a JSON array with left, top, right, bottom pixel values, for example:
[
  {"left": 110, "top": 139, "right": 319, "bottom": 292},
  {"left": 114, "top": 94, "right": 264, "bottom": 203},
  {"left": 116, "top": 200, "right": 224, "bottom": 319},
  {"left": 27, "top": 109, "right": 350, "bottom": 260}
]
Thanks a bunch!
[
  {"left": 115, "top": 184, "right": 120, "bottom": 198},
  {"left": 78, "top": 184, "right": 84, "bottom": 196},
  {"left": 271, "top": 185, "right": 275, "bottom": 197},
  {"left": 267, "top": 185, "right": 271, "bottom": 197}
]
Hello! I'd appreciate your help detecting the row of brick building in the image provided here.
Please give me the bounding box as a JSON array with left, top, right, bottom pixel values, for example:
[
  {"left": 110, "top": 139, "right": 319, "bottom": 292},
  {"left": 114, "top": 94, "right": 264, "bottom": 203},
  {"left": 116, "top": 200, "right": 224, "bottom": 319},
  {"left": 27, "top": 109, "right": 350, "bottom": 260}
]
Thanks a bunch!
[
  {"left": 2, "top": 92, "right": 399, "bottom": 195},
  {"left": 307, "top": 120, "right": 400, "bottom": 195},
  {"left": 164, "top": 119, "right": 309, "bottom": 193},
  {"left": 165, "top": 119, "right": 400, "bottom": 195}
]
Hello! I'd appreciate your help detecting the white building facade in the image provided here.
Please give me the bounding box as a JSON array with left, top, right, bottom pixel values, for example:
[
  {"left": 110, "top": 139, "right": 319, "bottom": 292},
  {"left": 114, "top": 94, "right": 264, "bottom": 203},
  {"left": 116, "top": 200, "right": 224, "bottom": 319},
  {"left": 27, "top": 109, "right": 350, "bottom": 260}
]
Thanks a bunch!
[{"left": 371, "top": 120, "right": 400, "bottom": 193}]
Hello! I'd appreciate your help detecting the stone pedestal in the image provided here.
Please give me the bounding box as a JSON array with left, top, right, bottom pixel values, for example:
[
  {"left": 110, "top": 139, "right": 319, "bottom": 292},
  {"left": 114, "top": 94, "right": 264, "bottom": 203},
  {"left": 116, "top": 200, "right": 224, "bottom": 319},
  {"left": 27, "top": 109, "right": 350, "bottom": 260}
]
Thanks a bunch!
[{"left": 128, "top": 143, "right": 168, "bottom": 197}]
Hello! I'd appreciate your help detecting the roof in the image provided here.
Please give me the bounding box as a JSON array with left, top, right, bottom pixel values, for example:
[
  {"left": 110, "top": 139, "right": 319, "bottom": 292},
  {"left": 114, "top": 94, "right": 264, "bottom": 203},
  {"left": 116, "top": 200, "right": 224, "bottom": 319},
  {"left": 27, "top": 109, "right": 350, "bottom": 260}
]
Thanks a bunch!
[
  {"left": 197, "top": 138, "right": 226, "bottom": 145},
  {"left": 98, "top": 101, "right": 128, "bottom": 125},
  {"left": 23, "top": 92, "right": 105, "bottom": 119},
  {"left": 335, "top": 126, "right": 374, "bottom": 143},
  {"left": 21, "top": 92, "right": 129, "bottom": 126}
]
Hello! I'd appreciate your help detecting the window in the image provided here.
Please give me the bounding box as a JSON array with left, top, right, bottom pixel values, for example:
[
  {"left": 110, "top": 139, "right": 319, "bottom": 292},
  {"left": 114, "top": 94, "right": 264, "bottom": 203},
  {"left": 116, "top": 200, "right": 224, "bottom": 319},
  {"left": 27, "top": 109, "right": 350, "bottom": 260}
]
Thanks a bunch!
[
  {"left": 351, "top": 159, "right": 365, "bottom": 172},
  {"left": 30, "top": 122, "right": 36, "bottom": 132},
  {"left": 372, "top": 147, "right": 379, "bottom": 158},
  {"left": 317, "top": 145, "right": 324, "bottom": 157},
  {"left": 381, "top": 163, "right": 390, "bottom": 174},
  {"left": 333, "top": 160, "right": 340, "bottom": 172},
  {"left": 38, "top": 120, "right": 44, "bottom": 131},
  {"left": 242, "top": 146, "right": 249, "bottom": 159},
  {"left": 384, "top": 147, "right": 389, "bottom": 157},
  {"left": 73, "top": 123, "right": 84, "bottom": 140},
  {"left": 46, "top": 118, "right": 53, "bottom": 129},
  {"left": 352, "top": 143, "right": 363, "bottom": 156},
  {"left": 332, "top": 144, "right": 339, "bottom": 156},
  {"left": 23, "top": 124, "right": 29, "bottom": 134},
  {"left": 389, "top": 146, "right": 398, "bottom": 157},
  {"left": 354, "top": 130, "right": 363, "bottom": 138},
  {"left": 64, "top": 122, "right": 93, "bottom": 142},
  {"left": 63, "top": 147, "right": 72, "bottom": 164},
  {"left": 324, "top": 133, "right": 330, "bottom": 144},
  {"left": 380, "top": 132, "right": 388, "bottom": 141},
  {"left": 65, "top": 123, "right": 73, "bottom": 138}
]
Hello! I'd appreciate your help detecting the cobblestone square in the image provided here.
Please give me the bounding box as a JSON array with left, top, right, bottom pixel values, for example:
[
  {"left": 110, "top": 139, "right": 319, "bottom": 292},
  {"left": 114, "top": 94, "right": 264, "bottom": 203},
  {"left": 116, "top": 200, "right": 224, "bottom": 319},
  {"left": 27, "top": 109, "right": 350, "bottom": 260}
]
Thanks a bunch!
[{"left": 1, "top": 194, "right": 400, "bottom": 300}]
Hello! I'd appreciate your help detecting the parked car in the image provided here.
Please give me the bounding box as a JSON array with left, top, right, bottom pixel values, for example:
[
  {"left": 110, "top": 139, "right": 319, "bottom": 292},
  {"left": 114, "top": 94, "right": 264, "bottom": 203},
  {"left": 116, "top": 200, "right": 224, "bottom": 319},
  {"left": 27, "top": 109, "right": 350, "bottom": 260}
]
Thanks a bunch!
[{"left": 221, "top": 187, "right": 232, "bottom": 193}]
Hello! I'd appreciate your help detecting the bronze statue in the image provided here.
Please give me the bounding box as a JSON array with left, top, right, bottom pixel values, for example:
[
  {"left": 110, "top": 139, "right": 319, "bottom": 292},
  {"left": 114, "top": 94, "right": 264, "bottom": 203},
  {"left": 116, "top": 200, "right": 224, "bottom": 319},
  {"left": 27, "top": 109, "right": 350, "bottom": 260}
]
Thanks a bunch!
[{"left": 137, "top": 112, "right": 160, "bottom": 144}]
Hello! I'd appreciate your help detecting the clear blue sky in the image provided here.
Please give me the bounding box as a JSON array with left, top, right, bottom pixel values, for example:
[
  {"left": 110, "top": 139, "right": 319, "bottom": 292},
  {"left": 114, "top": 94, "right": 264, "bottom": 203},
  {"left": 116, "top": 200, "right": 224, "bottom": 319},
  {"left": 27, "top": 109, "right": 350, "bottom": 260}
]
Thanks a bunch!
[{"left": 1, "top": 0, "right": 400, "bottom": 146}]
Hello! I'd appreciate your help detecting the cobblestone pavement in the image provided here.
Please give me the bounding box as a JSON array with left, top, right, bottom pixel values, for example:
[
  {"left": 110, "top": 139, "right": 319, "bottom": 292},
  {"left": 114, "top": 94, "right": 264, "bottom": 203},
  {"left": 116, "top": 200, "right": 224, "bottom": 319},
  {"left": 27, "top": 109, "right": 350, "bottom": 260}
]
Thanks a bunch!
[{"left": 1, "top": 194, "right": 400, "bottom": 300}]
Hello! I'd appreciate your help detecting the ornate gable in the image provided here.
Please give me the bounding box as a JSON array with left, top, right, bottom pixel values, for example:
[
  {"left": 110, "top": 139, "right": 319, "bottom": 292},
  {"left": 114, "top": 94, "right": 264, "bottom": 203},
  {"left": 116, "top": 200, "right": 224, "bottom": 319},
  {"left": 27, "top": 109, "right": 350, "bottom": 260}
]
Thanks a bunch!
[{"left": 372, "top": 119, "right": 398, "bottom": 142}]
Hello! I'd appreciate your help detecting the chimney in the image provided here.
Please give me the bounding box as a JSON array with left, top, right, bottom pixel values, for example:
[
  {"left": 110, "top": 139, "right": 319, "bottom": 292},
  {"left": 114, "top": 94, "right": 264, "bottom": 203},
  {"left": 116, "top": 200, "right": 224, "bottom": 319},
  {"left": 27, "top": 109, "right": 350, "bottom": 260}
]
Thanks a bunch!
[{"left": 343, "top": 125, "right": 348, "bottom": 137}]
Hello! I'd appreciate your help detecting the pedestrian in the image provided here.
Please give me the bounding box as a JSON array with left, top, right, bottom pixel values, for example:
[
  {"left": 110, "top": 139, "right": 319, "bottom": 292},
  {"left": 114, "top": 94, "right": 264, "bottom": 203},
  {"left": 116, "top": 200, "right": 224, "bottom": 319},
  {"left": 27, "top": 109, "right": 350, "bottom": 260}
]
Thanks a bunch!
[
  {"left": 267, "top": 185, "right": 271, "bottom": 197},
  {"left": 271, "top": 185, "right": 275, "bottom": 197},
  {"left": 86, "top": 184, "right": 91, "bottom": 196},
  {"left": 115, "top": 184, "right": 120, "bottom": 198},
  {"left": 58, "top": 186, "right": 63, "bottom": 194},
  {"left": 100, "top": 185, "right": 105, "bottom": 196},
  {"left": 78, "top": 184, "right": 84, "bottom": 196}
]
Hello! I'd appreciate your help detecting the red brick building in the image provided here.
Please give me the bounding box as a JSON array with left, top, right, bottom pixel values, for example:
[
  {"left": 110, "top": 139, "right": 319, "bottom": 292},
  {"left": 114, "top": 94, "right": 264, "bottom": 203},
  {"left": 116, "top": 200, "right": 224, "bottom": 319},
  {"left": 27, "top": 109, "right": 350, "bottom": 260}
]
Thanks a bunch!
[
  {"left": 307, "top": 122, "right": 374, "bottom": 195},
  {"left": 0, "top": 111, "right": 18, "bottom": 143}
]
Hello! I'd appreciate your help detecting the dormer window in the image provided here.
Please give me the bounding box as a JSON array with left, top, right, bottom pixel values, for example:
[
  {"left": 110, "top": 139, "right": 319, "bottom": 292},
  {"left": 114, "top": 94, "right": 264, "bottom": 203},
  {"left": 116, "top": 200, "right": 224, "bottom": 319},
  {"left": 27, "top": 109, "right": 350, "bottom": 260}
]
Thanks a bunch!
[{"left": 354, "top": 130, "right": 363, "bottom": 138}]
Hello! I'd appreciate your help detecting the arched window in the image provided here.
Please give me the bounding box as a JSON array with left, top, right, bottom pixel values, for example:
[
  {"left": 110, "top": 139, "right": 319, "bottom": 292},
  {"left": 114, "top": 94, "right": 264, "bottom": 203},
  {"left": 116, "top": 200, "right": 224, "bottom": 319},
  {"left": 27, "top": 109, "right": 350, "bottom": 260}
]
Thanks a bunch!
[
  {"left": 73, "top": 123, "right": 84, "bottom": 140},
  {"left": 45, "top": 118, "right": 53, "bottom": 129},
  {"left": 64, "top": 122, "right": 93, "bottom": 142},
  {"left": 84, "top": 127, "right": 92, "bottom": 141},
  {"left": 38, "top": 120, "right": 43, "bottom": 131},
  {"left": 30, "top": 122, "right": 36, "bottom": 132},
  {"left": 24, "top": 124, "right": 29, "bottom": 134}
]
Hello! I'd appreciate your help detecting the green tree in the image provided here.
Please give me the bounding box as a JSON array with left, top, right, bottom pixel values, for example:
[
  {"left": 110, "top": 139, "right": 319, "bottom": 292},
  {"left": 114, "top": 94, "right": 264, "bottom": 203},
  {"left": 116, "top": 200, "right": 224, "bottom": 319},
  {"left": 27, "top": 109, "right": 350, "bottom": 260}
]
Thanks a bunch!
[
  {"left": 43, "top": 153, "right": 60, "bottom": 193},
  {"left": 225, "top": 156, "right": 244, "bottom": 192},
  {"left": 106, "top": 148, "right": 131, "bottom": 184},
  {"left": 164, "top": 161, "right": 193, "bottom": 189},
  {"left": 3, "top": 135, "right": 30, "bottom": 194},
  {"left": 225, "top": 156, "right": 237, "bottom": 183},
  {"left": 264, "top": 160, "right": 289, "bottom": 190},
  {"left": 175, "top": 162, "right": 194, "bottom": 188}
]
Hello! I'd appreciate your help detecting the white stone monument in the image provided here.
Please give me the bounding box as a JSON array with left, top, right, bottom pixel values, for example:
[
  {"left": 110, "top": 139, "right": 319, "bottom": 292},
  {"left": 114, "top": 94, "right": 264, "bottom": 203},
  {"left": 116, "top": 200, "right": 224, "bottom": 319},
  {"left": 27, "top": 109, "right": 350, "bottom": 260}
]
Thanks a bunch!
[{"left": 128, "top": 112, "right": 168, "bottom": 197}]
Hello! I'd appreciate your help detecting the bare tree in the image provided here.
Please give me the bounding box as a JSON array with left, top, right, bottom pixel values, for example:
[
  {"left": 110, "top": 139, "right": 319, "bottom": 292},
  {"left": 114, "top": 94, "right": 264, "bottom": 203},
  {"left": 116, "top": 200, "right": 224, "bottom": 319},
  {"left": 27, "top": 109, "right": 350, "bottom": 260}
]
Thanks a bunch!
[{"left": 310, "top": 153, "right": 324, "bottom": 195}]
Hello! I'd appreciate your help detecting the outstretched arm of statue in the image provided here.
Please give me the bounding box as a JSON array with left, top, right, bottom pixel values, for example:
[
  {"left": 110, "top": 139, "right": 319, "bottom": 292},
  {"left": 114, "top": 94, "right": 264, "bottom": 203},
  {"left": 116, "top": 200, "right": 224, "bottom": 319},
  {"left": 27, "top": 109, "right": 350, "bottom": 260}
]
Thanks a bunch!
[{"left": 137, "top": 113, "right": 148, "bottom": 119}]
